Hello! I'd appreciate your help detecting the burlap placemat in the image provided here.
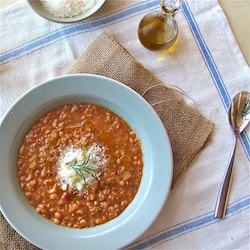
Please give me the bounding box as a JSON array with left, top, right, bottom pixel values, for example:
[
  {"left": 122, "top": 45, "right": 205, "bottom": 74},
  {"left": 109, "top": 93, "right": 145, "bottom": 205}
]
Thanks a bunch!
[
  {"left": 0, "top": 32, "right": 213, "bottom": 250},
  {"left": 67, "top": 32, "right": 214, "bottom": 183}
]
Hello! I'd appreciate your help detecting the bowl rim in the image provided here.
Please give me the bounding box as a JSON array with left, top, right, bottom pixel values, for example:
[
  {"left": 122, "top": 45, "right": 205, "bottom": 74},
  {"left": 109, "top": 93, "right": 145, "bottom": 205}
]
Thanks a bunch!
[
  {"left": 26, "top": 0, "right": 107, "bottom": 24},
  {"left": 0, "top": 74, "right": 173, "bottom": 249}
]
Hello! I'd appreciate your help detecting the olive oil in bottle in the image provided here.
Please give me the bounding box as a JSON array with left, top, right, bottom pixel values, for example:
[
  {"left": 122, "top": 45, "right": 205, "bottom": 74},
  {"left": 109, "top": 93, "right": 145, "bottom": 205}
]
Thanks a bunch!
[{"left": 137, "top": 0, "right": 182, "bottom": 51}]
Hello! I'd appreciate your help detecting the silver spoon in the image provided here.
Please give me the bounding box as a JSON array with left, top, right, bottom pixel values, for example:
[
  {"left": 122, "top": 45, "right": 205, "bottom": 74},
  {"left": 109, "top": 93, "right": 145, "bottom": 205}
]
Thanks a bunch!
[{"left": 214, "top": 91, "right": 250, "bottom": 219}]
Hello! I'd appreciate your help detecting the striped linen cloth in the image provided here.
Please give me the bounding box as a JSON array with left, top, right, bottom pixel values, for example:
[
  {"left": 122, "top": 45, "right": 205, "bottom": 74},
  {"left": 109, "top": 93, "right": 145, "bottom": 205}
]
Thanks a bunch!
[{"left": 0, "top": 0, "right": 249, "bottom": 249}]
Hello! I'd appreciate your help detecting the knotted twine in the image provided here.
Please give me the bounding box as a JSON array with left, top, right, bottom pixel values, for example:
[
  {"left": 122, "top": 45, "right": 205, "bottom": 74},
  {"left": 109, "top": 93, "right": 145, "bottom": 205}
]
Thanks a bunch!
[{"left": 0, "top": 32, "right": 213, "bottom": 250}]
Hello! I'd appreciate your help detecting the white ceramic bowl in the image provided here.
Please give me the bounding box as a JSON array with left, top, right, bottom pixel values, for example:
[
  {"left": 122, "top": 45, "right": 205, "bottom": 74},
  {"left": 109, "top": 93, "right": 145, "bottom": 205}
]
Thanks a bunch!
[
  {"left": 27, "top": 0, "right": 106, "bottom": 23},
  {"left": 0, "top": 74, "right": 172, "bottom": 250}
]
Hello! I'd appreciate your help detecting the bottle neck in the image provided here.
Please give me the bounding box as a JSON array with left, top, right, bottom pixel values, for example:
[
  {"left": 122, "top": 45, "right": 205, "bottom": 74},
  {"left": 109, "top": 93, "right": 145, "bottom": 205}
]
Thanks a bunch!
[{"left": 160, "top": 0, "right": 182, "bottom": 17}]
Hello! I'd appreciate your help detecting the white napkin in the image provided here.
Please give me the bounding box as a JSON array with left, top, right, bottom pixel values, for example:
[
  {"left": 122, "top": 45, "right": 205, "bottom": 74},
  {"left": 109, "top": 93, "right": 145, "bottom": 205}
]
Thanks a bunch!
[{"left": 0, "top": 0, "right": 249, "bottom": 249}]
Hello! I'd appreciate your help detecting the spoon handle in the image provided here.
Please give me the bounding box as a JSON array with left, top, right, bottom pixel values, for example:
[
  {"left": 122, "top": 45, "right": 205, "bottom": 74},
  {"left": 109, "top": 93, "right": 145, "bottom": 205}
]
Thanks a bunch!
[{"left": 214, "top": 137, "right": 237, "bottom": 219}]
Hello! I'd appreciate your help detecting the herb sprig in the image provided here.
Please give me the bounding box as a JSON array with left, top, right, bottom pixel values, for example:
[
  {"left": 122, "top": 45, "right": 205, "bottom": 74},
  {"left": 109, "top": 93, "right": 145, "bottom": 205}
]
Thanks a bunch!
[{"left": 71, "top": 153, "right": 96, "bottom": 183}]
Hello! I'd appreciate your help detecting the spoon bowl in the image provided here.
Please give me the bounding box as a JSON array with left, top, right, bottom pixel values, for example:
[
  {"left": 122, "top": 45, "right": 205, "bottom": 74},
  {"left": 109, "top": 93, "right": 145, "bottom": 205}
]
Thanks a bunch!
[
  {"left": 214, "top": 91, "right": 250, "bottom": 219},
  {"left": 229, "top": 91, "right": 250, "bottom": 135}
]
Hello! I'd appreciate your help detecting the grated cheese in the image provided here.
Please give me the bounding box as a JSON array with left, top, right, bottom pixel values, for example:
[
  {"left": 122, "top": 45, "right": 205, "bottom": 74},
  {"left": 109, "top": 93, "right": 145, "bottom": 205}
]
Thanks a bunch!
[
  {"left": 40, "top": 0, "right": 97, "bottom": 18},
  {"left": 58, "top": 143, "right": 108, "bottom": 192}
]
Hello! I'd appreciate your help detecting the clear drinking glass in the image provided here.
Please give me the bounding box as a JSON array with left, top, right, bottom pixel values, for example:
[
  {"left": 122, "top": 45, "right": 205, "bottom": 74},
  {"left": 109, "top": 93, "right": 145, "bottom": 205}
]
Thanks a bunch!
[{"left": 138, "top": 0, "right": 183, "bottom": 51}]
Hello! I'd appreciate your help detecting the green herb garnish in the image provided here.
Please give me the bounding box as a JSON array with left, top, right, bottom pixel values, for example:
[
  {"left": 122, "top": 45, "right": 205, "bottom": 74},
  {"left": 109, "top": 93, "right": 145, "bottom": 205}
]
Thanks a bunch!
[{"left": 71, "top": 153, "right": 96, "bottom": 183}]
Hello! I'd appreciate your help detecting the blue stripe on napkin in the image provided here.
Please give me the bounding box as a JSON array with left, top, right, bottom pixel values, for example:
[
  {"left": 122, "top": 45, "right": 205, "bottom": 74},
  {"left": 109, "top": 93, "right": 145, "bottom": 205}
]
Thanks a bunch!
[
  {"left": 0, "top": 1, "right": 158, "bottom": 64},
  {"left": 127, "top": 195, "right": 250, "bottom": 249},
  {"left": 182, "top": 1, "right": 250, "bottom": 160}
]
